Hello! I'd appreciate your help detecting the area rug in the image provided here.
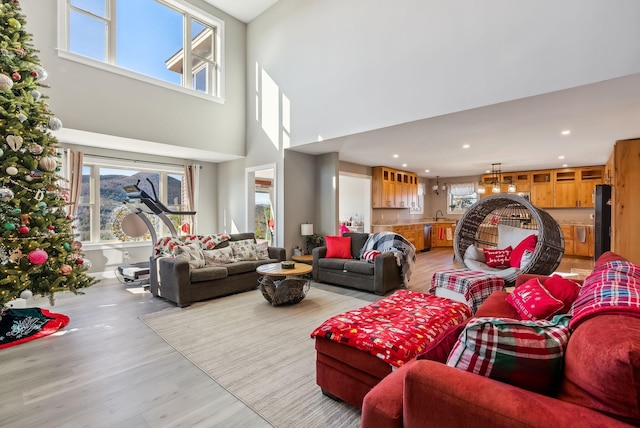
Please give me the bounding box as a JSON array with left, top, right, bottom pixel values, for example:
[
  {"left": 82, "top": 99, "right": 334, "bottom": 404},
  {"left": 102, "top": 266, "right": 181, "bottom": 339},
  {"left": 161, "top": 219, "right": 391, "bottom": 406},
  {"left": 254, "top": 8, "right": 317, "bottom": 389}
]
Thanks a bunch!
[
  {"left": 141, "top": 287, "right": 369, "bottom": 428},
  {"left": 0, "top": 308, "right": 70, "bottom": 349}
]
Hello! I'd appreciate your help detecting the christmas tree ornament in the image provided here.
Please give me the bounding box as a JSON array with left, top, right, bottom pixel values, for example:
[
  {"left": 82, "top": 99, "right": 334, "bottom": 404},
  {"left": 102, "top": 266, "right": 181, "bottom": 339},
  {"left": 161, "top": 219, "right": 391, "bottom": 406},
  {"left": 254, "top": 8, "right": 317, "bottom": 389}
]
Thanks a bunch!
[
  {"left": 27, "top": 249, "right": 48, "bottom": 265},
  {"left": 20, "top": 213, "right": 30, "bottom": 224},
  {"left": 20, "top": 289, "right": 33, "bottom": 299},
  {"left": 71, "top": 240, "right": 82, "bottom": 250},
  {"left": 3, "top": 223, "right": 15, "bottom": 230},
  {"left": 82, "top": 258, "right": 92, "bottom": 269},
  {"left": 9, "top": 248, "right": 22, "bottom": 262},
  {"left": 29, "top": 144, "right": 43, "bottom": 155},
  {"left": 14, "top": 46, "right": 25, "bottom": 57},
  {"left": 12, "top": 208, "right": 21, "bottom": 214},
  {"left": 0, "top": 73, "right": 13, "bottom": 90},
  {"left": 0, "top": 147, "right": 3, "bottom": 157},
  {"left": 37, "top": 201, "right": 47, "bottom": 212},
  {"left": 7, "top": 18, "right": 21, "bottom": 30},
  {"left": 24, "top": 174, "right": 33, "bottom": 181},
  {"left": 32, "top": 65, "right": 47, "bottom": 81},
  {"left": 5, "top": 165, "right": 18, "bottom": 175},
  {"left": 34, "top": 189, "right": 44, "bottom": 201},
  {"left": 30, "top": 89, "right": 41, "bottom": 100},
  {"left": 63, "top": 242, "right": 71, "bottom": 251},
  {"left": 11, "top": 71, "right": 20, "bottom": 81},
  {"left": 18, "top": 225, "right": 29, "bottom": 234},
  {"left": 76, "top": 258, "right": 84, "bottom": 265},
  {"left": 0, "top": 187, "right": 14, "bottom": 201},
  {"left": 17, "top": 111, "right": 27, "bottom": 122},
  {"left": 48, "top": 225, "right": 54, "bottom": 231},
  {"left": 60, "top": 264, "right": 72, "bottom": 275},
  {"left": 0, "top": 48, "right": 7, "bottom": 56},
  {"left": 29, "top": 169, "right": 42, "bottom": 178},
  {"left": 38, "top": 156, "right": 57, "bottom": 171},
  {"left": 6, "top": 134, "right": 23, "bottom": 151},
  {"left": 48, "top": 116, "right": 63, "bottom": 131}
]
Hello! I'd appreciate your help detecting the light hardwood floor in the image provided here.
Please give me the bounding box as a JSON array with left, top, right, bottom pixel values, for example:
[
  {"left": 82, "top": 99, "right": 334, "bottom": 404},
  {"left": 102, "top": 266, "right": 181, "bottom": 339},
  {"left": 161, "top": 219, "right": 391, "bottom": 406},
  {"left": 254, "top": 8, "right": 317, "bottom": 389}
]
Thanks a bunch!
[{"left": 0, "top": 249, "right": 594, "bottom": 427}]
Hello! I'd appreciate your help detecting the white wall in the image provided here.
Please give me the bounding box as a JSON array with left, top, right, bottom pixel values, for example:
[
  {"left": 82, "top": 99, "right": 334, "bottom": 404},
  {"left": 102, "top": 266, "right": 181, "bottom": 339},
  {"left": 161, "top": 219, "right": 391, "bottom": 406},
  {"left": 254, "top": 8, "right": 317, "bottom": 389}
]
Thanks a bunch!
[
  {"left": 339, "top": 175, "right": 371, "bottom": 232},
  {"left": 248, "top": 0, "right": 640, "bottom": 147}
]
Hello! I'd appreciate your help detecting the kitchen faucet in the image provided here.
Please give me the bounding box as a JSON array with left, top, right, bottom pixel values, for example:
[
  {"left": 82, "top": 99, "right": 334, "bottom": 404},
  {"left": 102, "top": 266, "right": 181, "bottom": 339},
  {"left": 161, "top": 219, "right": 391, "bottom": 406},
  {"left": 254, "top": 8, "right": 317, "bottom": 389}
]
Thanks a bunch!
[{"left": 435, "top": 210, "right": 444, "bottom": 221}]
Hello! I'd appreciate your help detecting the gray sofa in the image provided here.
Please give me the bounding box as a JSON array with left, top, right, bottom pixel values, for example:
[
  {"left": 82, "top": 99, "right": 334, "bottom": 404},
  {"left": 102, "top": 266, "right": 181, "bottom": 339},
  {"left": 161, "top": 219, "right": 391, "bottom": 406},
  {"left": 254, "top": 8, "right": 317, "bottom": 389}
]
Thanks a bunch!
[
  {"left": 312, "top": 232, "right": 403, "bottom": 295},
  {"left": 150, "top": 233, "right": 286, "bottom": 307}
]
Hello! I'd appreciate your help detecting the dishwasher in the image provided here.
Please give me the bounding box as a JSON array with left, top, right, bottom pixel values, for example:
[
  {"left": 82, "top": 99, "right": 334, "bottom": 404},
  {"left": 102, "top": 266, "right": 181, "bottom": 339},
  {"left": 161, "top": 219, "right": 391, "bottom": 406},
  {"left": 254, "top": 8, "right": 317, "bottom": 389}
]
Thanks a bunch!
[{"left": 422, "top": 224, "right": 432, "bottom": 252}]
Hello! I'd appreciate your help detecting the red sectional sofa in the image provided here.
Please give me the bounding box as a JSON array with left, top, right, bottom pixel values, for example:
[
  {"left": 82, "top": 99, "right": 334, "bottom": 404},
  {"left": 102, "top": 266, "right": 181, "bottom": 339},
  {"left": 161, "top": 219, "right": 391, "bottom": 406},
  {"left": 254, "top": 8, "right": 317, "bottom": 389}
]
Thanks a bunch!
[{"left": 361, "top": 251, "right": 640, "bottom": 428}]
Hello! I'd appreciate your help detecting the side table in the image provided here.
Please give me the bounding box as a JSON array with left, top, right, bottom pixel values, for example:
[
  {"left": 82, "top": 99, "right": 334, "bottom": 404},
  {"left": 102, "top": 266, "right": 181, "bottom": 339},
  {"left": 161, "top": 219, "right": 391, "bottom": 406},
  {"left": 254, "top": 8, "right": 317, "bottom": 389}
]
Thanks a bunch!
[
  {"left": 429, "top": 269, "right": 505, "bottom": 314},
  {"left": 291, "top": 254, "right": 313, "bottom": 265}
]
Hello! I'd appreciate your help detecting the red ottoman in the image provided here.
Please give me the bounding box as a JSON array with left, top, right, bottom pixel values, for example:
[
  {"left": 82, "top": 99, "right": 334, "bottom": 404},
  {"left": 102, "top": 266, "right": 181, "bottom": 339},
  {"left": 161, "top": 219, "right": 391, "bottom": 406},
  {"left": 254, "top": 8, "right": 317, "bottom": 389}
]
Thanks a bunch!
[
  {"left": 430, "top": 269, "right": 505, "bottom": 314},
  {"left": 311, "top": 289, "right": 471, "bottom": 408}
]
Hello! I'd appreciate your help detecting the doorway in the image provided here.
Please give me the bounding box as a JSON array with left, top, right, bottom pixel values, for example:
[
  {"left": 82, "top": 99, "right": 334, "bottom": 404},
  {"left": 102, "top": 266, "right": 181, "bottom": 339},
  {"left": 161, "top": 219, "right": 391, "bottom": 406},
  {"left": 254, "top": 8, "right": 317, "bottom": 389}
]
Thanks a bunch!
[
  {"left": 339, "top": 173, "right": 371, "bottom": 233},
  {"left": 246, "top": 165, "right": 276, "bottom": 245}
]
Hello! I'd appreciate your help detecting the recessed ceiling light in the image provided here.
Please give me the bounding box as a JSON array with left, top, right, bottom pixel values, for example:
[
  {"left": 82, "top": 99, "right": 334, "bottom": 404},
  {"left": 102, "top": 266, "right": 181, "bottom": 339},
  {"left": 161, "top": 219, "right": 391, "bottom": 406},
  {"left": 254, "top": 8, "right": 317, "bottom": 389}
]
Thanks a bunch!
[
  {"left": 393, "top": 154, "right": 399, "bottom": 158},
  {"left": 402, "top": 163, "right": 407, "bottom": 167},
  {"left": 558, "top": 155, "right": 565, "bottom": 160},
  {"left": 425, "top": 169, "right": 430, "bottom": 173},
  {"left": 485, "top": 170, "right": 490, "bottom": 173},
  {"left": 561, "top": 130, "right": 571, "bottom": 135},
  {"left": 562, "top": 164, "right": 568, "bottom": 167},
  {"left": 462, "top": 144, "right": 470, "bottom": 149}
]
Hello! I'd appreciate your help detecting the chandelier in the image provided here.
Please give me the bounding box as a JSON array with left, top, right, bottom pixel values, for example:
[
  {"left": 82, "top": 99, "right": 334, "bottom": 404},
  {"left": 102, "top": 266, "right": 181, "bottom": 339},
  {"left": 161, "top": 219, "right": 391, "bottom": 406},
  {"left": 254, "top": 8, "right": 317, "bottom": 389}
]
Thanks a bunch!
[
  {"left": 477, "top": 163, "right": 516, "bottom": 194},
  {"left": 432, "top": 176, "right": 446, "bottom": 195}
]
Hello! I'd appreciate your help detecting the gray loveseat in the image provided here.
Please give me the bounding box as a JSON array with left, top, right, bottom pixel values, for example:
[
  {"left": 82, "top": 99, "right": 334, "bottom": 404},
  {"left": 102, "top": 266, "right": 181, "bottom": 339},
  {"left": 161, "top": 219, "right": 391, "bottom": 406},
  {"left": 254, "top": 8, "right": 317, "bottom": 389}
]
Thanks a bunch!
[
  {"left": 312, "top": 232, "right": 403, "bottom": 295},
  {"left": 150, "top": 233, "right": 285, "bottom": 307}
]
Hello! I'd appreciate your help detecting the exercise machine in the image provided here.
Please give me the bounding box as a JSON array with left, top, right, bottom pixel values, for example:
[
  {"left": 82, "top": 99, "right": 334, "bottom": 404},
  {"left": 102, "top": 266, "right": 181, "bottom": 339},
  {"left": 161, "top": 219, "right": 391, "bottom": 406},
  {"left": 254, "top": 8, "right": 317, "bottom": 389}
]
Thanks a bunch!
[{"left": 117, "top": 178, "right": 195, "bottom": 284}]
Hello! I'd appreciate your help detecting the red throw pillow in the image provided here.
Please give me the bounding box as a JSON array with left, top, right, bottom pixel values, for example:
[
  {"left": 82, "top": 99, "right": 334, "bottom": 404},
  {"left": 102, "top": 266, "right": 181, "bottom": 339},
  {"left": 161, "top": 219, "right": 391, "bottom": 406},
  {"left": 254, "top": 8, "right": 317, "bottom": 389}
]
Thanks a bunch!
[
  {"left": 507, "top": 278, "right": 564, "bottom": 320},
  {"left": 543, "top": 274, "right": 581, "bottom": 309},
  {"left": 362, "top": 250, "right": 381, "bottom": 262},
  {"left": 484, "top": 247, "right": 512, "bottom": 268},
  {"left": 325, "top": 236, "right": 352, "bottom": 259},
  {"left": 510, "top": 234, "right": 537, "bottom": 268}
]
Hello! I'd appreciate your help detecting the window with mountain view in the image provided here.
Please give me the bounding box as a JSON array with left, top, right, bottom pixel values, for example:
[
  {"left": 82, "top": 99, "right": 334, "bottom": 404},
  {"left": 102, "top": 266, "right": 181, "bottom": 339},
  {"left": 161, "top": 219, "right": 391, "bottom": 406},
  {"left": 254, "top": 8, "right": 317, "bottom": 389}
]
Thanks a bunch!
[
  {"left": 77, "top": 159, "right": 185, "bottom": 243},
  {"left": 61, "top": 0, "right": 223, "bottom": 98}
]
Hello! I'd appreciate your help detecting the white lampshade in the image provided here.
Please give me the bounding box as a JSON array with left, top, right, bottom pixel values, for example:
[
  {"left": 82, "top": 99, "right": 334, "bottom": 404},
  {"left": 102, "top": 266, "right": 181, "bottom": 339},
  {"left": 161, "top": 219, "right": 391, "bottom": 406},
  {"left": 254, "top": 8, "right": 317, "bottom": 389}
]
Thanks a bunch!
[{"left": 301, "top": 223, "right": 314, "bottom": 236}]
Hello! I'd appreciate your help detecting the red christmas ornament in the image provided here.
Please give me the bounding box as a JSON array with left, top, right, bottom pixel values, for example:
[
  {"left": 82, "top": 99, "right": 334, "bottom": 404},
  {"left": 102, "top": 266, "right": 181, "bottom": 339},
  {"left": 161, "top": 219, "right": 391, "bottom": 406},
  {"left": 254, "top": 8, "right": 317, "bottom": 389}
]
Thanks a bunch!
[
  {"left": 48, "top": 225, "right": 55, "bottom": 231},
  {"left": 76, "top": 258, "right": 84, "bottom": 265},
  {"left": 11, "top": 72, "right": 20, "bottom": 81},
  {"left": 18, "top": 225, "right": 29, "bottom": 234},
  {"left": 60, "top": 264, "right": 72, "bottom": 275},
  {"left": 31, "top": 70, "right": 38, "bottom": 78},
  {"left": 67, "top": 215, "right": 73, "bottom": 220},
  {"left": 27, "top": 249, "right": 48, "bottom": 265}
]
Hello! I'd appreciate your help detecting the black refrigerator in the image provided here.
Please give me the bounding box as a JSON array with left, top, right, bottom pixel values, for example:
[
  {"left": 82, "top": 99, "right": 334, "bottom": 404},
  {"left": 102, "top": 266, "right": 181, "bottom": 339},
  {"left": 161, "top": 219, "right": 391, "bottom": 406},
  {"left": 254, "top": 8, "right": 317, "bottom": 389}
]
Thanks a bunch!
[{"left": 594, "top": 184, "right": 612, "bottom": 260}]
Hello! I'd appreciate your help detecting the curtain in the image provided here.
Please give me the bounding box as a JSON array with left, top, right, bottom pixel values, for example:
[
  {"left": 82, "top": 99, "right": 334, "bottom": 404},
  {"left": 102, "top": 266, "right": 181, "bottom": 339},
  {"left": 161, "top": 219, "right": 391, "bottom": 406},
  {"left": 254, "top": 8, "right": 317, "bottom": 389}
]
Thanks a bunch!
[
  {"left": 61, "top": 149, "right": 83, "bottom": 218},
  {"left": 185, "top": 163, "right": 200, "bottom": 234},
  {"left": 449, "top": 182, "right": 476, "bottom": 196}
]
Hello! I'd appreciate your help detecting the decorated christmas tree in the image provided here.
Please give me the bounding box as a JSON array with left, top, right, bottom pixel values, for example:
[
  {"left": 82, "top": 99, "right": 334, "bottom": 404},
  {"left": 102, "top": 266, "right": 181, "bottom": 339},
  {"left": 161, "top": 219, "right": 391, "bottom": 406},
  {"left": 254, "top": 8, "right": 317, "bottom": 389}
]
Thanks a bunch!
[{"left": 0, "top": 0, "right": 96, "bottom": 307}]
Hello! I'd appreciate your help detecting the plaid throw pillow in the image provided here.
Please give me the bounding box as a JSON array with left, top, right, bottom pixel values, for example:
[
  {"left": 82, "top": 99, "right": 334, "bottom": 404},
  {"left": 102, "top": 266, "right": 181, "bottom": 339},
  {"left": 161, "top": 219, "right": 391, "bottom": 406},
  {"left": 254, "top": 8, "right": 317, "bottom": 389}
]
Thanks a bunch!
[{"left": 447, "top": 315, "right": 571, "bottom": 395}]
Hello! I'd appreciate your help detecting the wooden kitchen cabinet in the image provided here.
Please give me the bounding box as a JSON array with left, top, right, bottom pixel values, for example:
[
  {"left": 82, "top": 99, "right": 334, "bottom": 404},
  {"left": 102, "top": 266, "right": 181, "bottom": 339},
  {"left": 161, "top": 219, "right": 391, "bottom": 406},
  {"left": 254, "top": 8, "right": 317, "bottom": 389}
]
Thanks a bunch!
[
  {"left": 371, "top": 223, "right": 424, "bottom": 250},
  {"left": 531, "top": 170, "right": 554, "bottom": 208},
  {"left": 553, "top": 166, "right": 603, "bottom": 208},
  {"left": 560, "top": 225, "right": 574, "bottom": 256},
  {"left": 372, "top": 167, "right": 418, "bottom": 209},
  {"left": 431, "top": 222, "right": 456, "bottom": 247},
  {"left": 573, "top": 225, "right": 594, "bottom": 257},
  {"left": 609, "top": 139, "right": 640, "bottom": 264}
]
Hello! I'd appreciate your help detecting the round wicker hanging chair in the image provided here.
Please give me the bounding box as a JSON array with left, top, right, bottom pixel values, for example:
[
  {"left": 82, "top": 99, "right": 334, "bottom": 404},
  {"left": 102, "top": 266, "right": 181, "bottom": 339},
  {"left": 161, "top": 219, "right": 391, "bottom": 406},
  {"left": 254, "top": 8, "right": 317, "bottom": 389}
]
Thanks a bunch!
[{"left": 453, "top": 194, "right": 565, "bottom": 284}]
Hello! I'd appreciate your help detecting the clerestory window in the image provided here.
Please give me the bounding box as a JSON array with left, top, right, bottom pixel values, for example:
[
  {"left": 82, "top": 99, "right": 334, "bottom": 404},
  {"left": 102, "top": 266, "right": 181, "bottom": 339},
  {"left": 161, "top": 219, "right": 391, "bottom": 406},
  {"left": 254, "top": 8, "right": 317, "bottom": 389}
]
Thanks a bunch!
[{"left": 58, "top": 0, "right": 224, "bottom": 100}]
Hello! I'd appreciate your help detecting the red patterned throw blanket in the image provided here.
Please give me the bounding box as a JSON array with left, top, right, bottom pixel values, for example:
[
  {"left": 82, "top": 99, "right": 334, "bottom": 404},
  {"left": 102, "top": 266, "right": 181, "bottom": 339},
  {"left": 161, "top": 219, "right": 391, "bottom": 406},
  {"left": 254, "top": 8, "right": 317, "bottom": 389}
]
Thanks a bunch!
[
  {"left": 310, "top": 289, "right": 472, "bottom": 367},
  {"left": 570, "top": 260, "right": 640, "bottom": 329}
]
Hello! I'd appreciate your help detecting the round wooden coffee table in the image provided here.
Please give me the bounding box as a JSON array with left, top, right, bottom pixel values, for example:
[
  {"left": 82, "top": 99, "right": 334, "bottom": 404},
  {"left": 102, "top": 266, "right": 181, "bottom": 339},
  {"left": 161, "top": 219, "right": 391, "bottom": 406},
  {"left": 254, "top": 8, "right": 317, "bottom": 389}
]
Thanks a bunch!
[
  {"left": 256, "top": 262, "right": 312, "bottom": 277},
  {"left": 256, "top": 262, "right": 312, "bottom": 306}
]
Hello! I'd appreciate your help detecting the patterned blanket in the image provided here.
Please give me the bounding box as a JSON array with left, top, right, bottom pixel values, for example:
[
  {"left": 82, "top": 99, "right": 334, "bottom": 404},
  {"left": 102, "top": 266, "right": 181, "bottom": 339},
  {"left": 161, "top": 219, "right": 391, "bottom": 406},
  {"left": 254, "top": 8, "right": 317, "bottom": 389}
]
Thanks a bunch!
[
  {"left": 570, "top": 260, "right": 640, "bottom": 329},
  {"left": 310, "top": 289, "right": 471, "bottom": 367},
  {"left": 360, "top": 232, "right": 416, "bottom": 283}
]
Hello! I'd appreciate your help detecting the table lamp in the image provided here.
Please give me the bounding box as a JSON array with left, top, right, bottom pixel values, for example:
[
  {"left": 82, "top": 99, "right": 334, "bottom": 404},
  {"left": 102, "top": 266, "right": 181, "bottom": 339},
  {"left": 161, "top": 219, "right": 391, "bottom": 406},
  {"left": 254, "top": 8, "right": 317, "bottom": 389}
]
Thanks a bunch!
[{"left": 301, "top": 223, "right": 314, "bottom": 254}]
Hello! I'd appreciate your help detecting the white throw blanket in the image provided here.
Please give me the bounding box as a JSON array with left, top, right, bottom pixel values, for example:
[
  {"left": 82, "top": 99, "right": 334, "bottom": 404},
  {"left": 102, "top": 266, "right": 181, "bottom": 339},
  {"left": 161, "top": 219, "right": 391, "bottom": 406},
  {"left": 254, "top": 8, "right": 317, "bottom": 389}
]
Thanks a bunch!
[{"left": 360, "top": 232, "right": 416, "bottom": 283}]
